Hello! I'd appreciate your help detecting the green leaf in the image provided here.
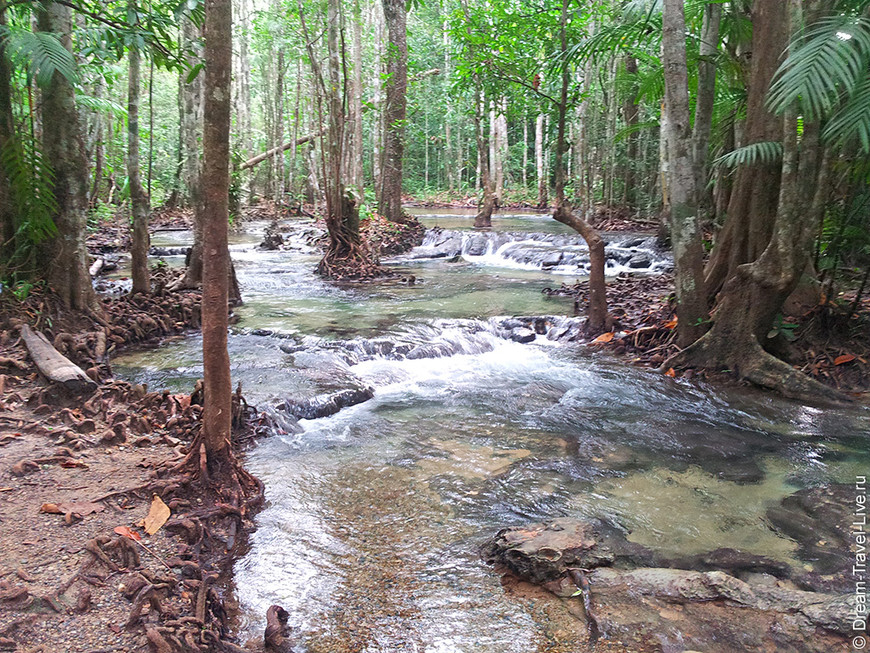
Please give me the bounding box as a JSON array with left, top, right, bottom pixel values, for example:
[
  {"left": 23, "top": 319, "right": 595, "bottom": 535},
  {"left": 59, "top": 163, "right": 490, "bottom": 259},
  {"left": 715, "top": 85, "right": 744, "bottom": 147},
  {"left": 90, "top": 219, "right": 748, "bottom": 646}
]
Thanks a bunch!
[{"left": 712, "top": 141, "right": 783, "bottom": 169}]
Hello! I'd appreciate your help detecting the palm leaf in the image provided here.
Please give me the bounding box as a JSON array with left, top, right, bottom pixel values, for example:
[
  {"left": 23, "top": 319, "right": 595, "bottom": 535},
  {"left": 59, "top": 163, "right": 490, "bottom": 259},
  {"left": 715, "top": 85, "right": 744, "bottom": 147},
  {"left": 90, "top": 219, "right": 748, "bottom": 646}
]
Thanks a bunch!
[
  {"left": 76, "top": 94, "right": 128, "bottom": 119},
  {"left": 712, "top": 141, "right": 782, "bottom": 169},
  {"left": 768, "top": 15, "right": 870, "bottom": 119},
  {"left": 823, "top": 72, "right": 870, "bottom": 152},
  {"left": 0, "top": 25, "right": 78, "bottom": 88},
  {"left": 0, "top": 137, "right": 58, "bottom": 249}
]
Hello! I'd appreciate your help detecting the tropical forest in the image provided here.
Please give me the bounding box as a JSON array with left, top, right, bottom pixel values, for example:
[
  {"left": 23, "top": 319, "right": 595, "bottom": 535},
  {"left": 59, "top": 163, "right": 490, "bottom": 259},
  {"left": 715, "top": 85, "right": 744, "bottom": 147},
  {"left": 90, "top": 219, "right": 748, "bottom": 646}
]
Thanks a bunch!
[{"left": 0, "top": 0, "right": 869, "bottom": 651}]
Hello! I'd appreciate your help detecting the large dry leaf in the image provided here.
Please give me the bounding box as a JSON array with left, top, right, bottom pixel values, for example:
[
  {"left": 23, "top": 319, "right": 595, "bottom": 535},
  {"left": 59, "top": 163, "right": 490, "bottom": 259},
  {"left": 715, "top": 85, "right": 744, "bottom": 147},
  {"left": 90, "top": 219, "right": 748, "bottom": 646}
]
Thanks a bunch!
[
  {"left": 143, "top": 495, "right": 171, "bottom": 535},
  {"left": 834, "top": 354, "right": 856, "bottom": 365},
  {"left": 590, "top": 332, "right": 615, "bottom": 344}
]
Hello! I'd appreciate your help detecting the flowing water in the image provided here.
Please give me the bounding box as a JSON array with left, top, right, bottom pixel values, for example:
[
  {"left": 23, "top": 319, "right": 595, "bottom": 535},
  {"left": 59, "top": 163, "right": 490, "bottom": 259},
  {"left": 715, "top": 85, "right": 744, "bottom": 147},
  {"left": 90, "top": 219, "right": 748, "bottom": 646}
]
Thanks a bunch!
[{"left": 114, "top": 210, "right": 870, "bottom": 652}]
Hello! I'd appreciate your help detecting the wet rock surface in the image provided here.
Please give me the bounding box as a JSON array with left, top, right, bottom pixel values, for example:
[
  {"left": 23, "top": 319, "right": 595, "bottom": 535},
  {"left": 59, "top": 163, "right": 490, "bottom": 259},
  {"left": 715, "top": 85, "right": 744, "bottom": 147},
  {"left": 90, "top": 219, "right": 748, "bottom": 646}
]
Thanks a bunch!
[
  {"left": 483, "top": 517, "right": 853, "bottom": 652},
  {"left": 767, "top": 484, "right": 856, "bottom": 583}
]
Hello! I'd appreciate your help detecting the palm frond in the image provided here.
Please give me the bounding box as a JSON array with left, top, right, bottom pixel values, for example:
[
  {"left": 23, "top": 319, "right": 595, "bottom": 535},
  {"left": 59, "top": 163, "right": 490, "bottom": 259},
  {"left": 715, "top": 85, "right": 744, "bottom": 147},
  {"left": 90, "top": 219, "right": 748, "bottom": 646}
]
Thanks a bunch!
[
  {"left": 712, "top": 141, "right": 782, "bottom": 169},
  {"left": 823, "top": 72, "right": 870, "bottom": 152},
  {"left": 0, "top": 137, "right": 58, "bottom": 248},
  {"left": 0, "top": 25, "right": 78, "bottom": 88},
  {"left": 76, "top": 94, "right": 128, "bottom": 119},
  {"left": 768, "top": 15, "right": 870, "bottom": 119}
]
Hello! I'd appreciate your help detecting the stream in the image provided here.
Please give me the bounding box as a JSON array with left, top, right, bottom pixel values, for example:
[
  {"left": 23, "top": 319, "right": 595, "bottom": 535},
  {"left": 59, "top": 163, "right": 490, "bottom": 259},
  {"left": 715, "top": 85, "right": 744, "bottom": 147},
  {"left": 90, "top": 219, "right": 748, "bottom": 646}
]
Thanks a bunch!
[{"left": 113, "top": 209, "right": 870, "bottom": 652}]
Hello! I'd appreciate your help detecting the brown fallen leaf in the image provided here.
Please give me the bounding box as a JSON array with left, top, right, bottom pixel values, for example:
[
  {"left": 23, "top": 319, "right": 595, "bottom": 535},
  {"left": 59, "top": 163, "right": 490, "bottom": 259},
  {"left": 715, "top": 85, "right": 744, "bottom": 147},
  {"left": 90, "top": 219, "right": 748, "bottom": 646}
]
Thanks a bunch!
[
  {"left": 590, "top": 332, "right": 615, "bottom": 344},
  {"left": 663, "top": 317, "right": 678, "bottom": 329},
  {"left": 143, "top": 495, "right": 171, "bottom": 535},
  {"left": 834, "top": 354, "right": 856, "bottom": 365},
  {"left": 664, "top": 368, "right": 677, "bottom": 378},
  {"left": 114, "top": 525, "right": 142, "bottom": 541}
]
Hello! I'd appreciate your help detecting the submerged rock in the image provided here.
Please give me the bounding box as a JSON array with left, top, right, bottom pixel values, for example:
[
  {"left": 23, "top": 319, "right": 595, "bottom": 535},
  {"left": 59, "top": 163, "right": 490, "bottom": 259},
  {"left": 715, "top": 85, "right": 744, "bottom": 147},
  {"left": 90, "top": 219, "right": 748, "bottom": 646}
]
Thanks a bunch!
[
  {"left": 482, "top": 517, "right": 853, "bottom": 652},
  {"left": 278, "top": 386, "right": 374, "bottom": 420},
  {"left": 510, "top": 327, "right": 536, "bottom": 343}
]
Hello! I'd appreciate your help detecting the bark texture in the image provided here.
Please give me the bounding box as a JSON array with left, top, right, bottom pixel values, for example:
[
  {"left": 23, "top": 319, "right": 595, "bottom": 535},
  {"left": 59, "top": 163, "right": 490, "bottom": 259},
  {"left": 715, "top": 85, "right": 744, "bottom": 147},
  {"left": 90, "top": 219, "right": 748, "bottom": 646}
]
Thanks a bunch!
[
  {"left": 662, "top": 0, "right": 707, "bottom": 346},
  {"left": 201, "top": 0, "right": 233, "bottom": 456},
  {"left": 127, "top": 17, "right": 151, "bottom": 295},
  {"left": 378, "top": 0, "right": 408, "bottom": 223},
  {"left": 37, "top": 2, "right": 97, "bottom": 311},
  {"left": 704, "top": 0, "right": 787, "bottom": 298}
]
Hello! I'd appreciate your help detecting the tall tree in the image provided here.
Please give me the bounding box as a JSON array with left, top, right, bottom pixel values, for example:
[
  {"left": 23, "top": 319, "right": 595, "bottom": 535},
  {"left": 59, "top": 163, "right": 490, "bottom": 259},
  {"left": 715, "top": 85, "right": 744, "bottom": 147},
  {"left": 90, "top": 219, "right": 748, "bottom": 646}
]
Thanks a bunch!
[
  {"left": 704, "top": 0, "right": 787, "bottom": 298},
  {"left": 37, "top": 1, "right": 96, "bottom": 311},
  {"left": 128, "top": 1, "right": 151, "bottom": 295},
  {"left": 378, "top": 0, "right": 409, "bottom": 223},
  {"left": 201, "top": 0, "right": 233, "bottom": 458},
  {"left": 661, "top": 0, "right": 707, "bottom": 346},
  {"left": 551, "top": 0, "right": 607, "bottom": 333}
]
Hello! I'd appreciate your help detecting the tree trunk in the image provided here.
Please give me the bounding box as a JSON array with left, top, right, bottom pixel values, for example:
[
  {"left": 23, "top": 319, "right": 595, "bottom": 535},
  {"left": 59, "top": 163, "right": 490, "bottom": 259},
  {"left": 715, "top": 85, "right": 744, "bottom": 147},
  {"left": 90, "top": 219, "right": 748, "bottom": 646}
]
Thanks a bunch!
[
  {"left": 473, "top": 90, "right": 494, "bottom": 229},
  {"left": 552, "top": 0, "right": 606, "bottom": 334},
  {"left": 622, "top": 55, "right": 639, "bottom": 207},
  {"left": 128, "top": 8, "right": 151, "bottom": 295},
  {"left": 350, "top": 0, "right": 364, "bottom": 196},
  {"left": 274, "top": 47, "right": 285, "bottom": 203},
  {"left": 666, "top": 0, "right": 842, "bottom": 401},
  {"left": 378, "top": 0, "right": 408, "bottom": 223},
  {"left": 704, "top": 0, "right": 787, "bottom": 299},
  {"left": 692, "top": 2, "right": 721, "bottom": 219},
  {"left": 0, "top": 5, "right": 15, "bottom": 261},
  {"left": 201, "top": 0, "right": 233, "bottom": 457},
  {"left": 662, "top": 0, "right": 707, "bottom": 347},
  {"left": 37, "top": 2, "right": 96, "bottom": 311},
  {"left": 535, "top": 114, "right": 547, "bottom": 208},
  {"left": 174, "top": 17, "right": 205, "bottom": 289}
]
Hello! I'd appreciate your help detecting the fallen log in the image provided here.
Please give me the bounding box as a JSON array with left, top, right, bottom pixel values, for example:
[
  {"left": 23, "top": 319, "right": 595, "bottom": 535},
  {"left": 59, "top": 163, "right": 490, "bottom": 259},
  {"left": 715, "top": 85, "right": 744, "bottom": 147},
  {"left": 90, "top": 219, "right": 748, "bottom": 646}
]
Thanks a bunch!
[
  {"left": 241, "top": 128, "right": 327, "bottom": 171},
  {"left": 20, "top": 325, "right": 97, "bottom": 395}
]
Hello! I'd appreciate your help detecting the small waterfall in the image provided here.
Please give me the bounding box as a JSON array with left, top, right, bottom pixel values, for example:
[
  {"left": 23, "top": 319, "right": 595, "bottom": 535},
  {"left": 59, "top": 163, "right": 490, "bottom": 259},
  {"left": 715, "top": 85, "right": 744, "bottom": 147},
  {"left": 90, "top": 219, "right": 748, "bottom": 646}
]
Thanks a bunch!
[{"left": 407, "top": 228, "right": 670, "bottom": 275}]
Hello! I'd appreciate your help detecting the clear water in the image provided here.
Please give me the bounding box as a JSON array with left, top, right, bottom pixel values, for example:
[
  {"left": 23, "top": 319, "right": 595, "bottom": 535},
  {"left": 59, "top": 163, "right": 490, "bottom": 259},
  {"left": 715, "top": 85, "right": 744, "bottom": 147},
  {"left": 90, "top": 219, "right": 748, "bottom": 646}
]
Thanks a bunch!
[{"left": 113, "top": 211, "right": 870, "bottom": 652}]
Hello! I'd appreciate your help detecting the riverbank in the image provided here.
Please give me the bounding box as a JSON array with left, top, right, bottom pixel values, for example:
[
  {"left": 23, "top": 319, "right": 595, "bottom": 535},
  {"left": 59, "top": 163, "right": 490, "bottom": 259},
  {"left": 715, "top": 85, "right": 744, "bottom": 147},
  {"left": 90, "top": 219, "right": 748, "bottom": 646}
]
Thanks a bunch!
[{"left": 0, "top": 284, "right": 279, "bottom": 653}]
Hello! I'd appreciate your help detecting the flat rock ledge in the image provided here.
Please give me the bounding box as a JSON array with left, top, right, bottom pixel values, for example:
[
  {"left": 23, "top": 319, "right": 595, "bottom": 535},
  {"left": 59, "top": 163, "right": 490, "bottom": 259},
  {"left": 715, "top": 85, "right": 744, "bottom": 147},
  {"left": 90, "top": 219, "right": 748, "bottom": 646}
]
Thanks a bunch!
[{"left": 482, "top": 518, "right": 855, "bottom": 653}]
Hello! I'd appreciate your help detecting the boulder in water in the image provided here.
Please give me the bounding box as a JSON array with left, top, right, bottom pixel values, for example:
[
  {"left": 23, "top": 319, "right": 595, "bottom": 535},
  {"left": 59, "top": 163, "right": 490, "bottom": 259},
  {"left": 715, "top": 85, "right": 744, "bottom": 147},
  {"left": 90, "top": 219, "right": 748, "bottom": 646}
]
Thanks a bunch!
[
  {"left": 541, "top": 252, "right": 563, "bottom": 268},
  {"left": 627, "top": 254, "right": 652, "bottom": 269},
  {"left": 510, "top": 327, "right": 536, "bottom": 343}
]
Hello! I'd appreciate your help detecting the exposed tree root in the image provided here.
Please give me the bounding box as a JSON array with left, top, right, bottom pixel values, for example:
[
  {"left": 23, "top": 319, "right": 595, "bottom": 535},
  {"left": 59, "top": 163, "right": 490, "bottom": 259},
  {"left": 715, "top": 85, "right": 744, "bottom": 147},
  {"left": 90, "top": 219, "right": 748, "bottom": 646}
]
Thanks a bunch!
[
  {"left": 664, "top": 332, "right": 849, "bottom": 403},
  {"left": 316, "top": 238, "right": 392, "bottom": 281}
]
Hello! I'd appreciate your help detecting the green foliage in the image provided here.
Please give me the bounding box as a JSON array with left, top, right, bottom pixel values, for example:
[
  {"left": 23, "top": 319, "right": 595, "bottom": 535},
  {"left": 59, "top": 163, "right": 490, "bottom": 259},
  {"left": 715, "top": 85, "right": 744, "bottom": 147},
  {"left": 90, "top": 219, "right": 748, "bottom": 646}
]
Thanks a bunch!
[
  {"left": 0, "top": 136, "right": 58, "bottom": 252},
  {"left": 769, "top": 15, "right": 870, "bottom": 120},
  {"left": 712, "top": 141, "right": 783, "bottom": 169},
  {"left": 0, "top": 25, "right": 78, "bottom": 87}
]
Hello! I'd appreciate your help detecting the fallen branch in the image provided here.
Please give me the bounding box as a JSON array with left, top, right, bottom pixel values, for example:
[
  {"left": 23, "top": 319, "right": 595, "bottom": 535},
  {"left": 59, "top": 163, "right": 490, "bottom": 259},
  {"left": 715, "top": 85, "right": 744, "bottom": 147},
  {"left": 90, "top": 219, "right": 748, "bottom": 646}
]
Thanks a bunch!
[
  {"left": 241, "top": 128, "right": 327, "bottom": 171},
  {"left": 19, "top": 325, "right": 97, "bottom": 395}
]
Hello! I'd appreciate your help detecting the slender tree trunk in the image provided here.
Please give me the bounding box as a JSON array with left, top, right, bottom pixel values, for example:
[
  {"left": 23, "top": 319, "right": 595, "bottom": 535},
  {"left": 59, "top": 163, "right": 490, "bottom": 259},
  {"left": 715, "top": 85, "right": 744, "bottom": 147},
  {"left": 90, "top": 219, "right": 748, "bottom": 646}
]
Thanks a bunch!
[
  {"left": 201, "top": 0, "right": 233, "bottom": 457},
  {"left": 522, "top": 112, "right": 528, "bottom": 190},
  {"left": 275, "top": 47, "right": 285, "bottom": 203},
  {"left": 622, "top": 55, "right": 639, "bottom": 207},
  {"left": 692, "top": 2, "right": 721, "bottom": 219},
  {"left": 662, "top": 0, "right": 707, "bottom": 347},
  {"left": 473, "top": 89, "right": 494, "bottom": 228},
  {"left": 535, "top": 114, "right": 547, "bottom": 208},
  {"left": 372, "top": 1, "right": 384, "bottom": 195},
  {"left": 551, "top": 0, "right": 606, "bottom": 333},
  {"left": 174, "top": 17, "right": 205, "bottom": 289},
  {"left": 128, "top": 8, "right": 151, "bottom": 295},
  {"left": 350, "top": 0, "right": 364, "bottom": 196},
  {"left": 37, "top": 2, "right": 96, "bottom": 311},
  {"left": 704, "top": 0, "right": 786, "bottom": 299},
  {"left": 378, "top": 0, "right": 408, "bottom": 223},
  {"left": 0, "top": 6, "right": 15, "bottom": 260}
]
